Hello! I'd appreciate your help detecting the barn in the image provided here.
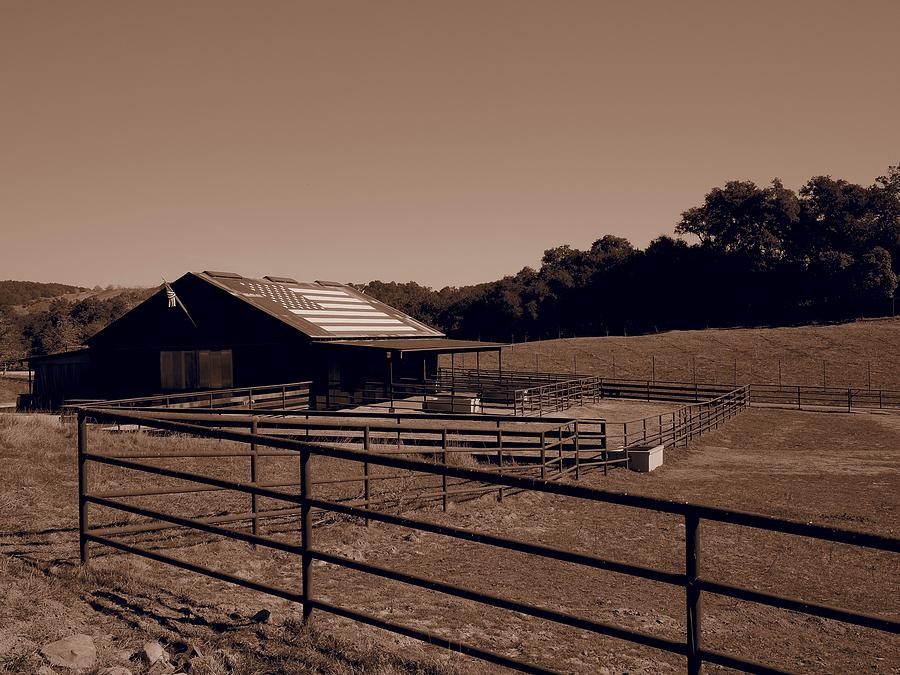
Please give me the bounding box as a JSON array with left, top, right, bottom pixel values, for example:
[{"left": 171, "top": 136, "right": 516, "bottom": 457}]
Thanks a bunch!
[{"left": 26, "top": 271, "right": 504, "bottom": 409}]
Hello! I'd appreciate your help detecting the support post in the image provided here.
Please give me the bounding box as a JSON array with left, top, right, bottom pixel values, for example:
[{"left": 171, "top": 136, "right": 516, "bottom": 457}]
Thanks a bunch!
[
  {"left": 685, "top": 513, "right": 702, "bottom": 675},
  {"left": 250, "top": 417, "right": 259, "bottom": 539},
  {"left": 441, "top": 429, "right": 448, "bottom": 512},
  {"left": 573, "top": 422, "right": 580, "bottom": 480},
  {"left": 300, "top": 447, "right": 313, "bottom": 624},
  {"left": 450, "top": 353, "right": 455, "bottom": 393},
  {"left": 363, "top": 426, "right": 371, "bottom": 526},
  {"left": 77, "top": 411, "right": 90, "bottom": 565},
  {"left": 497, "top": 429, "right": 504, "bottom": 501},
  {"left": 540, "top": 431, "right": 546, "bottom": 480},
  {"left": 558, "top": 427, "right": 564, "bottom": 476},
  {"left": 388, "top": 354, "right": 394, "bottom": 411}
]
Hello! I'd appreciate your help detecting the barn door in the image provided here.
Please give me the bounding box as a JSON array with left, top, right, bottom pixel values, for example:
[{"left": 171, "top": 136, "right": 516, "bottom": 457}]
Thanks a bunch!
[{"left": 160, "top": 349, "right": 233, "bottom": 391}]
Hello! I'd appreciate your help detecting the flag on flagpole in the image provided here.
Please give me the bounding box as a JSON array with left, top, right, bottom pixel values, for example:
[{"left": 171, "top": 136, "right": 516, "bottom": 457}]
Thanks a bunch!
[
  {"left": 162, "top": 278, "right": 197, "bottom": 327},
  {"left": 165, "top": 284, "right": 177, "bottom": 308}
]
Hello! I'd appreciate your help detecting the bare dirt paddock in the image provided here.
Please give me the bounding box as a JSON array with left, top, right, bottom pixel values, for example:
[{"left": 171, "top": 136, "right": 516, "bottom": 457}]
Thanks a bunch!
[{"left": 1, "top": 406, "right": 898, "bottom": 674}]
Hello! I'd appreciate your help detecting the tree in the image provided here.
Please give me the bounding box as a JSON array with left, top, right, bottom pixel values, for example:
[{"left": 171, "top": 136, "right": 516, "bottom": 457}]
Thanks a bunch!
[
  {"left": 676, "top": 179, "right": 798, "bottom": 266},
  {"left": 852, "top": 246, "right": 898, "bottom": 306}
]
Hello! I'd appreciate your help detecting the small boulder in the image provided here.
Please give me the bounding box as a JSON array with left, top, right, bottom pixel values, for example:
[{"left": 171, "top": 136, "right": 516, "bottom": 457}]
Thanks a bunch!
[
  {"left": 40, "top": 634, "right": 97, "bottom": 670},
  {"left": 142, "top": 641, "right": 168, "bottom": 665},
  {"left": 250, "top": 609, "right": 271, "bottom": 624}
]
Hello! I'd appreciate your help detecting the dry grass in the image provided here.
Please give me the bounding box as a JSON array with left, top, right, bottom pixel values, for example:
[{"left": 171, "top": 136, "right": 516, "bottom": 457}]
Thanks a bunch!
[
  {"left": 2, "top": 401, "right": 898, "bottom": 674},
  {"left": 445, "top": 318, "right": 900, "bottom": 389},
  {"left": 0, "top": 414, "right": 457, "bottom": 675}
]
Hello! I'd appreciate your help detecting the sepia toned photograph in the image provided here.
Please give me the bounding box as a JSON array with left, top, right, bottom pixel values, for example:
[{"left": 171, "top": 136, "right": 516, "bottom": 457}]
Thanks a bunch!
[{"left": 1, "top": 1, "right": 898, "bottom": 673}]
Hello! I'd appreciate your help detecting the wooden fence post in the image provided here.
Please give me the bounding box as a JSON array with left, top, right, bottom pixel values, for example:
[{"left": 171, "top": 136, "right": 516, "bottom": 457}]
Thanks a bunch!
[
  {"left": 300, "top": 446, "right": 313, "bottom": 624},
  {"left": 77, "top": 411, "right": 90, "bottom": 565}
]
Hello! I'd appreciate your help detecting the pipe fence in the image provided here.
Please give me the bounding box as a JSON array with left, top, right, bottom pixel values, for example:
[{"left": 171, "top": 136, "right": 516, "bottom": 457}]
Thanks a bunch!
[
  {"left": 75, "top": 407, "right": 900, "bottom": 675},
  {"left": 64, "top": 380, "right": 312, "bottom": 412},
  {"left": 438, "top": 368, "right": 899, "bottom": 415},
  {"left": 604, "top": 386, "right": 750, "bottom": 450}
]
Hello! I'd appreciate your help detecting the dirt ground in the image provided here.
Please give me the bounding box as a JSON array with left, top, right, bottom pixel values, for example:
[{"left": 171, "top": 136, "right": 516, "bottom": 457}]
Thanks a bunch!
[{"left": 1, "top": 405, "right": 898, "bottom": 674}]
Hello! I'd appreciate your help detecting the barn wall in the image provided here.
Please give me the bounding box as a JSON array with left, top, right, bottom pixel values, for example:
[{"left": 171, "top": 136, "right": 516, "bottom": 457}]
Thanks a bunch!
[{"left": 28, "top": 350, "right": 94, "bottom": 409}]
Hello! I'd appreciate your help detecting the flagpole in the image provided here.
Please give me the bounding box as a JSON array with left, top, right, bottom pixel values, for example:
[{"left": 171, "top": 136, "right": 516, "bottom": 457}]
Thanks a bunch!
[{"left": 162, "top": 277, "right": 198, "bottom": 328}]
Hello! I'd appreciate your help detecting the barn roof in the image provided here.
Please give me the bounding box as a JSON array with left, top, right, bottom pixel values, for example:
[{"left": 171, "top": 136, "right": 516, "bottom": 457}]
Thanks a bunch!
[
  {"left": 318, "top": 338, "right": 504, "bottom": 354},
  {"left": 197, "top": 271, "right": 444, "bottom": 340}
]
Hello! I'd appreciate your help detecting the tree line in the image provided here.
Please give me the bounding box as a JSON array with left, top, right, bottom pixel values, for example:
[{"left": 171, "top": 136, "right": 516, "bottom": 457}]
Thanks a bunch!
[
  {"left": 359, "top": 164, "right": 899, "bottom": 341},
  {"left": 2, "top": 164, "right": 897, "bottom": 363}
]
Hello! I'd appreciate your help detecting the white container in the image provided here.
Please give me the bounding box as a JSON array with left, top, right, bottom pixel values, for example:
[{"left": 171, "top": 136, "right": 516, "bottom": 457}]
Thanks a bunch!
[
  {"left": 627, "top": 444, "right": 664, "bottom": 472},
  {"left": 424, "top": 394, "right": 482, "bottom": 414}
]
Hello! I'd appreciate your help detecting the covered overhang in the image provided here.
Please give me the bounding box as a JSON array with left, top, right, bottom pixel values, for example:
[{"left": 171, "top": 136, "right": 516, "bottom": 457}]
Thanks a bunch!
[{"left": 314, "top": 338, "right": 505, "bottom": 356}]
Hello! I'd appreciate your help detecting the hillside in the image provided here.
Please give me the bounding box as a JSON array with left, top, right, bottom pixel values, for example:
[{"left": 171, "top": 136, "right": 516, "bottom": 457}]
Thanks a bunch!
[
  {"left": 0, "top": 280, "right": 85, "bottom": 307},
  {"left": 0, "top": 283, "right": 153, "bottom": 362},
  {"left": 444, "top": 319, "right": 900, "bottom": 390}
]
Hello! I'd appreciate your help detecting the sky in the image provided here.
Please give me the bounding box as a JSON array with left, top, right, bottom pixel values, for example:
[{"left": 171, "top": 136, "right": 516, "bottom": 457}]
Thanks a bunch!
[{"left": 1, "top": 0, "right": 898, "bottom": 289}]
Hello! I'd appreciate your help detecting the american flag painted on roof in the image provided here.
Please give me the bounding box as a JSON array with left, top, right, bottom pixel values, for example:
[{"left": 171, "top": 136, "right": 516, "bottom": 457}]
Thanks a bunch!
[{"left": 199, "top": 273, "right": 443, "bottom": 339}]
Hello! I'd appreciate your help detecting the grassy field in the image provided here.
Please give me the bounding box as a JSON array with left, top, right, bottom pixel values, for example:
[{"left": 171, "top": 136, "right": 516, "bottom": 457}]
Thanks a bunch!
[
  {"left": 1, "top": 402, "right": 897, "bottom": 674},
  {"left": 445, "top": 318, "right": 900, "bottom": 390}
]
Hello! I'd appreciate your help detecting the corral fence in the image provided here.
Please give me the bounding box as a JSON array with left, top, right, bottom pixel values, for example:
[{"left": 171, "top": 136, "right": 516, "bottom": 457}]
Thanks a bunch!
[
  {"left": 75, "top": 407, "right": 900, "bottom": 675},
  {"left": 63, "top": 380, "right": 312, "bottom": 413},
  {"left": 748, "top": 383, "right": 900, "bottom": 411},
  {"left": 438, "top": 368, "right": 900, "bottom": 415},
  {"left": 82, "top": 406, "right": 618, "bottom": 512},
  {"left": 605, "top": 386, "right": 749, "bottom": 450}
]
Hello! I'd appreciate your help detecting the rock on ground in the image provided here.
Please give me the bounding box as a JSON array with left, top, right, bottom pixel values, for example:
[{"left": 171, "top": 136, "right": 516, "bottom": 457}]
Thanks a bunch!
[
  {"left": 40, "top": 634, "right": 97, "bottom": 670},
  {"left": 142, "top": 640, "right": 168, "bottom": 664}
]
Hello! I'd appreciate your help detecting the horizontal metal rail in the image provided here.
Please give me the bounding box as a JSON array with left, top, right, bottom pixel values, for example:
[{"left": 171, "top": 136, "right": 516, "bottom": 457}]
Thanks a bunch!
[
  {"left": 70, "top": 380, "right": 312, "bottom": 412},
  {"left": 80, "top": 408, "right": 900, "bottom": 550},
  {"left": 76, "top": 408, "right": 899, "bottom": 674}
]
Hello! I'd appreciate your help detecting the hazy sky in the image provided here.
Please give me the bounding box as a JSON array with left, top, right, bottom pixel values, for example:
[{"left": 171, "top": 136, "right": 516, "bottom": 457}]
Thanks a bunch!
[{"left": 1, "top": 1, "right": 898, "bottom": 289}]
